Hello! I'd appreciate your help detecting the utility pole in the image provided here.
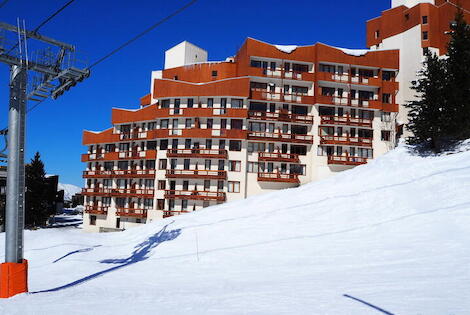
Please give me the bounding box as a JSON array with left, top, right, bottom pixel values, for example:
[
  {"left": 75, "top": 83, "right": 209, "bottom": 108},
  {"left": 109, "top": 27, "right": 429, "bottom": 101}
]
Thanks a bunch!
[{"left": 0, "top": 20, "right": 89, "bottom": 298}]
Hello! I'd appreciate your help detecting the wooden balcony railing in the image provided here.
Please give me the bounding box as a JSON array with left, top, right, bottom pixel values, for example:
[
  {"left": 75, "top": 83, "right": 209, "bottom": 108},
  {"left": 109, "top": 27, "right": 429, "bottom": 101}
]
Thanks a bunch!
[
  {"left": 248, "top": 67, "right": 314, "bottom": 81},
  {"left": 82, "top": 169, "right": 156, "bottom": 178},
  {"left": 111, "top": 188, "right": 155, "bottom": 197},
  {"left": 248, "top": 111, "right": 314, "bottom": 124},
  {"left": 166, "top": 148, "right": 228, "bottom": 159},
  {"left": 115, "top": 208, "right": 148, "bottom": 218},
  {"left": 248, "top": 131, "right": 313, "bottom": 144},
  {"left": 258, "top": 152, "right": 300, "bottom": 163},
  {"left": 316, "top": 72, "right": 384, "bottom": 86},
  {"left": 82, "top": 188, "right": 113, "bottom": 196},
  {"left": 165, "top": 169, "right": 227, "bottom": 179},
  {"left": 257, "top": 172, "right": 300, "bottom": 183},
  {"left": 320, "top": 115, "right": 373, "bottom": 128},
  {"left": 327, "top": 155, "right": 368, "bottom": 166},
  {"left": 85, "top": 206, "right": 108, "bottom": 215},
  {"left": 320, "top": 135, "right": 373, "bottom": 147},
  {"left": 163, "top": 210, "right": 191, "bottom": 218},
  {"left": 250, "top": 89, "right": 315, "bottom": 105},
  {"left": 164, "top": 190, "right": 226, "bottom": 201},
  {"left": 117, "top": 150, "right": 157, "bottom": 160}
]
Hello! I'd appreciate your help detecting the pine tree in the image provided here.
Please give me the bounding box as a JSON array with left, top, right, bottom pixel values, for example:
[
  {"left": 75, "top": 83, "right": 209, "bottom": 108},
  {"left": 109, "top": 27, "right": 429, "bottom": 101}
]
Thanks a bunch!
[
  {"left": 405, "top": 51, "right": 448, "bottom": 151},
  {"left": 25, "top": 152, "right": 49, "bottom": 227},
  {"left": 406, "top": 8, "right": 470, "bottom": 152},
  {"left": 444, "top": 8, "right": 470, "bottom": 141}
]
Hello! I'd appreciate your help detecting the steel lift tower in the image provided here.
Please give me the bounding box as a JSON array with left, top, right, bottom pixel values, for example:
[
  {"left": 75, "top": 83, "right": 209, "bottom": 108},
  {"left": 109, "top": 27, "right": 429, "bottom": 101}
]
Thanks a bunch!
[{"left": 0, "top": 20, "right": 89, "bottom": 298}]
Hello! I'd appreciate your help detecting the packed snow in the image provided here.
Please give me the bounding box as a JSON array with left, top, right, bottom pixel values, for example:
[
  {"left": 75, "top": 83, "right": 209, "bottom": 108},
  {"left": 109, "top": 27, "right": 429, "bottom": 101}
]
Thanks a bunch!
[
  {"left": 0, "top": 143, "right": 469, "bottom": 314},
  {"left": 58, "top": 183, "right": 81, "bottom": 201},
  {"left": 334, "top": 46, "right": 370, "bottom": 56},
  {"left": 274, "top": 44, "right": 298, "bottom": 54}
]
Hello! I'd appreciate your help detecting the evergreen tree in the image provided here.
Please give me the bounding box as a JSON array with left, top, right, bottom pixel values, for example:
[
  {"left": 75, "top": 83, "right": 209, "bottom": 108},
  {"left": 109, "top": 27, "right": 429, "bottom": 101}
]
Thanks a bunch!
[
  {"left": 405, "top": 51, "right": 448, "bottom": 151},
  {"left": 406, "top": 8, "right": 470, "bottom": 151},
  {"left": 444, "top": 8, "right": 470, "bottom": 141},
  {"left": 25, "top": 152, "right": 49, "bottom": 227}
]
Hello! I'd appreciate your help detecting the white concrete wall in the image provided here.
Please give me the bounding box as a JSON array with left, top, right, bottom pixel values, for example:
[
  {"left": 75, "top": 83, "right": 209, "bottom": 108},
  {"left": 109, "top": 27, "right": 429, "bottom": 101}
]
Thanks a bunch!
[{"left": 164, "top": 41, "right": 208, "bottom": 70}]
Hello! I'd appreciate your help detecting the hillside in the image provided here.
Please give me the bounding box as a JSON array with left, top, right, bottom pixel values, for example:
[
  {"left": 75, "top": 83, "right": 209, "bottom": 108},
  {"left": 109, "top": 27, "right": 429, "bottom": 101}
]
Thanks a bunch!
[
  {"left": 58, "top": 183, "right": 81, "bottom": 201},
  {"left": 0, "top": 143, "right": 469, "bottom": 314}
]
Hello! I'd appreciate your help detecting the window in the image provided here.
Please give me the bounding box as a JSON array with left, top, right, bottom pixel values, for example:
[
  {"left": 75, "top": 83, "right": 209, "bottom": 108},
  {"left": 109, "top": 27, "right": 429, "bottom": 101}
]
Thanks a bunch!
[
  {"left": 102, "top": 197, "right": 111, "bottom": 206},
  {"left": 292, "top": 86, "right": 308, "bottom": 94},
  {"left": 229, "top": 140, "right": 242, "bottom": 151},
  {"left": 182, "top": 200, "right": 188, "bottom": 211},
  {"left": 231, "top": 119, "right": 243, "bottom": 129},
  {"left": 148, "top": 121, "right": 157, "bottom": 130},
  {"left": 160, "top": 139, "right": 168, "bottom": 150},
  {"left": 422, "top": 15, "right": 428, "bottom": 24},
  {"left": 204, "top": 180, "right": 210, "bottom": 191},
  {"left": 382, "top": 71, "right": 395, "bottom": 81},
  {"left": 161, "top": 119, "right": 169, "bottom": 129},
  {"left": 217, "top": 180, "right": 224, "bottom": 191},
  {"left": 169, "top": 199, "right": 175, "bottom": 210},
  {"left": 157, "top": 199, "right": 165, "bottom": 210},
  {"left": 145, "top": 179, "right": 154, "bottom": 188},
  {"left": 321, "top": 87, "right": 335, "bottom": 96},
  {"left": 375, "top": 30, "right": 380, "bottom": 39},
  {"left": 204, "top": 159, "right": 211, "bottom": 170},
  {"left": 381, "top": 130, "right": 391, "bottom": 141},
  {"left": 211, "top": 70, "right": 218, "bottom": 77},
  {"left": 206, "top": 139, "right": 212, "bottom": 149},
  {"left": 185, "top": 139, "right": 191, "bottom": 149},
  {"left": 117, "top": 179, "right": 127, "bottom": 188},
  {"left": 89, "top": 215, "right": 96, "bottom": 226},
  {"left": 207, "top": 98, "right": 214, "bottom": 108},
  {"left": 250, "top": 59, "right": 262, "bottom": 68},
  {"left": 146, "top": 160, "right": 156, "bottom": 169},
  {"left": 231, "top": 99, "right": 243, "bottom": 108},
  {"left": 405, "top": 13, "right": 410, "bottom": 20},
  {"left": 119, "top": 143, "right": 130, "bottom": 152},
  {"left": 116, "top": 218, "right": 120, "bottom": 229},
  {"left": 147, "top": 141, "right": 157, "bottom": 150},
  {"left": 221, "top": 119, "right": 227, "bottom": 129},
  {"left": 221, "top": 98, "right": 227, "bottom": 108},
  {"left": 144, "top": 198, "right": 153, "bottom": 209},
  {"left": 161, "top": 99, "right": 170, "bottom": 108},
  {"left": 381, "top": 112, "right": 391, "bottom": 122},
  {"left": 185, "top": 118, "right": 192, "bottom": 128},
  {"left": 219, "top": 140, "right": 226, "bottom": 149},
  {"left": 382, "top": 93, "right": 391, "bottom": 104},
  {"left": 118, "top": 161, "right": 128, "bottom": 170},
  {"left": 218, "top": 160, "right": 225, "bottom": 170},
  {"left": 159, "top": 159, "right": 167, "bottom": 170},
  {"left": 247, "top": 162, "right": 258, "bottom": 173},
  {"left": 104, "top": 162, "right": 114, "bottom": 171},
  {"left": 174, "top": 76, "right": 178, "bottom": 80},
  {"left": 184, "top": 159, "right": 191, "bottom": 170},
  {"left": 116, "top": 197, "right": 126, "bottom": 208},
  {"left": 291, "top": 145, "right": 307, "bottom": 155},
  {"left": 319, "top": 64, "right": 335, "bottom": 73},
  {"left": 228, "top": 181, "right": 240, "bottom": 193},
  {"left": 187, "top": 98, "right": 194, "bottom": 108},
  {"left": 249, "top": 122, "right": 266, "bottom": 132},
  {"left": 105, "top": 143, "right": 115, "bottom": 153},
  {"left": 207, "top": 118, "right": 213, "bottom": 129},
  {"left": 423, "top": 31, "right": 429, "bottom": 40},
  {"left": 247, "top": 142, "right": 266, "bottom": 153},
  {"left": 228, "top": 160, "right": 241, "bottom": 172},
  {"left": 103, "top": 179, "right": 112, "bottom": 188},
  {"left": 290, "top": 164, "right": 305, "bottom": 175}
]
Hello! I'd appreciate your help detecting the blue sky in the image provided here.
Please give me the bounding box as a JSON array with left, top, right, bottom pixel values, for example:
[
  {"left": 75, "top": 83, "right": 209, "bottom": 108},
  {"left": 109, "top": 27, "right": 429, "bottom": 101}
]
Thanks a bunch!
[{"left": 0, "top": 0, "right": 390, "bottom": 186}]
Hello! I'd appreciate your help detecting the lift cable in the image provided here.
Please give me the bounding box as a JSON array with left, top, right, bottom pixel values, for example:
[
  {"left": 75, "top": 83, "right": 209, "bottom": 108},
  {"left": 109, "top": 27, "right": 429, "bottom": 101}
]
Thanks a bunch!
[{"left": 89, "top": 0, "right": 199, "bottom": 69}]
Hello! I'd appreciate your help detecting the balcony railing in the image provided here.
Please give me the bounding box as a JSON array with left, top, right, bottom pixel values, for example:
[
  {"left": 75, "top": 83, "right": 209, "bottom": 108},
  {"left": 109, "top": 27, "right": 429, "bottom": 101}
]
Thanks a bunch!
[
  {"left": 248, "top": 131, "right": 313, "bottom": 144},
  {"left": 320, "top": 115, "right": 373, "bottom": 128},
  {"left": 258, "top": 152, "right": 300, "bottom": 163},
  {"left": 82, "top": 188, "right": 113, "bottom": 196},
  {"left": 316, "top": 72, "right": 383, "bottom": 86},
  {"left": 320, "top": 135, "right": 373, "bottom": 147},
  {"left": 327, "top": 155, "right": 368, "bottom": 166},
  {"left": 164, "top": 190, "right": 226, "bottom": 201},
  {"left": 163, "top": 210, "right": 191, "bottom": 218},
  {"left": 257, "top": 172, "right": 300, "bottom": 183},
  {"left": 85, "top": 206, "right": 108, "bottom": 215},
  {"left": 83, "top": 169, "right": 156, "bottom": 178},
  {"left": 250, "top": 89, "right": 314, "bottom": 105},
  {"left": 112, "top": 188, "right": 155, "bottom": 197},
  {"left": 117, "top": 150, "right": 157, "bottom": 160},
  {"left": 115, "top": 208, "right": 148, "bottom": 218},
  {"left": 165, "top": 169, "right": 227, "bottom": 179},
  {"left": 248, "top": 111, "right": 314, "bottom": 124},
  {"left": 166, "top": 148, "right": 228, "bottom": 159},
  {"left": 248, "top": 67, "right": 314, "bottom": 81}
]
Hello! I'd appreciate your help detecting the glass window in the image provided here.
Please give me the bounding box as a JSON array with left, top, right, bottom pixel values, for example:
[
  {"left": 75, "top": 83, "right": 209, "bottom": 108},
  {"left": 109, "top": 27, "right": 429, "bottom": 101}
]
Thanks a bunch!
[
  {"left": 228, "top": 160, "right": 241, "bottom": 172},
  {"left": 229, "top": 140, "right": 242, "bottom": 151},
  {"left": 231, "top": 99, "right": 243, "bottom": 108},
  {"left": 228, "top": 181, "right": 240, "bottom": 193}
]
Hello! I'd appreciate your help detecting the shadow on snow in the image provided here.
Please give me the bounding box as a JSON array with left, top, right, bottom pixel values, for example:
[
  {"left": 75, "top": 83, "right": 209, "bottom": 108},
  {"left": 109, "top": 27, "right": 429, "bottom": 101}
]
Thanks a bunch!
[{"left": 33, "top": 222, "right": 181, "bottom": 294}]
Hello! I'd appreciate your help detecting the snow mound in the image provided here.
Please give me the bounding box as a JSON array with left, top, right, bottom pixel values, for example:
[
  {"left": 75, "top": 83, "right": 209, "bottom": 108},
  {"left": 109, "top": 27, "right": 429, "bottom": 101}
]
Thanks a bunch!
[
  {"left": 58, "top": 183, "right": 81, "bottom": 201},
  {"left": 334, "top": 46, "right": 370, "bottom": 56},
  {"left": 1, "top": 142, "right": 470, "bottom": 314},
  {"left": 274, "top": 44, "right": 297, "bottom": 53}
]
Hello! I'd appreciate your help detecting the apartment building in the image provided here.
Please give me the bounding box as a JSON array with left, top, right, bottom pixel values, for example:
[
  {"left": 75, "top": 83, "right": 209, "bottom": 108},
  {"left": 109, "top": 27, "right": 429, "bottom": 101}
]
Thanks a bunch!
[{"left": 82, "top": 0, "right": 467, "bottom": 232}]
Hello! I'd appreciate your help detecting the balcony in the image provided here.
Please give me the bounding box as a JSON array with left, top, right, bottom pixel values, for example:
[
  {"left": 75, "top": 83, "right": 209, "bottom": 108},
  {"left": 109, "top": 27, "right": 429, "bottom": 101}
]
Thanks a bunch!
[
  {"left": 247, "top": 67, "right": 314, "bottom": 81},
  {"left": 257, "top": 172, "right": 300, "bottom": 183},
  {"left": 327, "top": 155, "right": 368, "bottom": 166},
  {"left": 248, "top": 111, "right": 314, "bottom": 124},
  {"left": 316, "top": 72, "right": 383, "bottom": 87},
  {"left": 248, "top": 131, "right": 313, "bottom": 144},
  {"left": 82, "top": 188, "right": 113, "bottom": 196},
  {"left": 115, "top": 208, "right": 147, "bottom": 218},
  {"left": 118, "top": 150, "right": 157, "bottom": 160},
  {"left": 85, "top": 206, "right": 108, "bottom": 215},
  {"left": 258, "top": 152, "right": 300, "bottom": 163},
  {"left": 164, "top": 190, "right": 226, "bottom": 201},
  {"left": 165, "top": 169, "right": 227, "bottom": 179},
  {"left": 81, "top": 152, "right": 119, "bottom": 162},
  {"left": 163, "top": 210, "right": 191, "bottom": 218},
  {"left": 82, "top": 169, "right": 156, "bottom": 178},
  {"left": 111, "top": 188, "right": 155, "bottom": 198},
  {"left": 320, "top": 135, "right": 373, "bottom": 147},
  {"left": 166, "top": 148, "right": 228, "bottom": 159},
  {"left": 320, "top": 115, "right": 373, "bottom": 128},
  {"left": 250, "top": 89, "right": 315, "bottom": 105}
]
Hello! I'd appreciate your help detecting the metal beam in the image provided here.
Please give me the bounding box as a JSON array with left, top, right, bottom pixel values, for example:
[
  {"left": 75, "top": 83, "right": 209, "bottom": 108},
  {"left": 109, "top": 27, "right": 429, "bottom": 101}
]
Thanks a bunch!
[{"left": 0, "top": 21, "right": 75, "bottom": 51}]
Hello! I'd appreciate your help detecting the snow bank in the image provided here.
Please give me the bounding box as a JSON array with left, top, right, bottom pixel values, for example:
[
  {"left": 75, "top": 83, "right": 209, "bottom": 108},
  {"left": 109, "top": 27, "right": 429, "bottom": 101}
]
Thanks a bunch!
[
  {"left": 0, "top": 143, "right": 469, "bottom": 314},
  {"left": 274, "top": 44, "right": 298, "bottom": 54},
  {"left": 334, "top": 46, "right": 370, "bottom": 56}
]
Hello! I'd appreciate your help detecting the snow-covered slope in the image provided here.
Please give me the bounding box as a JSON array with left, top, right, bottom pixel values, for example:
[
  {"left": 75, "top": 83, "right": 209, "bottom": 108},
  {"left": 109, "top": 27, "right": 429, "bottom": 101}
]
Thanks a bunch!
[
  {"left": 0, "top": 144, "right": 469, "bottom": 314},
  {"left": 58, "top": 183, "right": 81, "bottom": 201}
]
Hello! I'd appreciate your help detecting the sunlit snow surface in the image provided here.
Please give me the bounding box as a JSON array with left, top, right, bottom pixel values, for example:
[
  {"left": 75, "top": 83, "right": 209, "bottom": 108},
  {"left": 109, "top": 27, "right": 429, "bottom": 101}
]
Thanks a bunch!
[
  {"left": 274, "top": 45, "right": 298, "bottom": 54},
  {"left": 0, "top": 143, "right": 469, "bottom": 314}
]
